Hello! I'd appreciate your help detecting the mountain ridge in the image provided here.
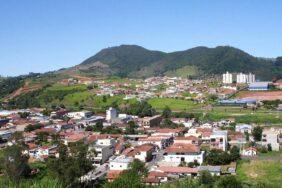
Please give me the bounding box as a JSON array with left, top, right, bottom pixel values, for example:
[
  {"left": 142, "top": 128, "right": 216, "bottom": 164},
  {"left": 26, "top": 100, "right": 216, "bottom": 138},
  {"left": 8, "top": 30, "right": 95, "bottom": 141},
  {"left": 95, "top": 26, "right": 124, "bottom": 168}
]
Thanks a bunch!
[{"left": 69, "top": 45, "right": 282, "bottom": 80}]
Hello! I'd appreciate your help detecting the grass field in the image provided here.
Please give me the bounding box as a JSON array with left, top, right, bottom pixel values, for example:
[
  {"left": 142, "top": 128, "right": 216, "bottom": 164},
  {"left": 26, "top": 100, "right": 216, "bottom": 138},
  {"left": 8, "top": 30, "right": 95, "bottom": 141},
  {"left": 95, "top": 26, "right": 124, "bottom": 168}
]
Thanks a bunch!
[
  {"left": 148, "top": 98, "right": 201, "bottom": 111},
  {"left": 237, "top": 160, "right": 282, "bottom": 187}
]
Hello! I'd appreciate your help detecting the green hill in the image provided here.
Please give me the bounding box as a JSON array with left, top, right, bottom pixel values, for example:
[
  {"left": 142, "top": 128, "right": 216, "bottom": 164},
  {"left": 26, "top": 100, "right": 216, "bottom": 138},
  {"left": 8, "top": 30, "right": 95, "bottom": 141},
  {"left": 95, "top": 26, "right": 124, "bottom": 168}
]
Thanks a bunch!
[{"left": 74, "top": 45, "right": 281, "bottom": 80}]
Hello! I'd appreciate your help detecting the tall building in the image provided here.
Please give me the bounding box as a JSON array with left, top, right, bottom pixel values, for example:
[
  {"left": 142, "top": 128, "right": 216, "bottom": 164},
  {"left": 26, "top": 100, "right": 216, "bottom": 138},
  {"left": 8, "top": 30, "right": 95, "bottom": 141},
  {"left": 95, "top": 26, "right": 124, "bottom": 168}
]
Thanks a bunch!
[
  {"left": 222, "top": 71, "right": 233, "bottom": 84},
  {"left": 246, "top": 73, "right": 255, "bottom": 83},
  {"left": 236, "top": 73, "right": 247, "bottom": 83},
  {"left": 106, "top": 107, "right": 117, "bottom": 121}
]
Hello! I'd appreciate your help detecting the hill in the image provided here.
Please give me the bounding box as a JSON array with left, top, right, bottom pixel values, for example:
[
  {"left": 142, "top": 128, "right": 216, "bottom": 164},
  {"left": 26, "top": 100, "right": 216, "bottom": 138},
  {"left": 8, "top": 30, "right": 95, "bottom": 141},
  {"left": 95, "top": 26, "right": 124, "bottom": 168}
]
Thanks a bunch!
[{"left": 71, "top": 45, "right": 281, "bottom": 80}]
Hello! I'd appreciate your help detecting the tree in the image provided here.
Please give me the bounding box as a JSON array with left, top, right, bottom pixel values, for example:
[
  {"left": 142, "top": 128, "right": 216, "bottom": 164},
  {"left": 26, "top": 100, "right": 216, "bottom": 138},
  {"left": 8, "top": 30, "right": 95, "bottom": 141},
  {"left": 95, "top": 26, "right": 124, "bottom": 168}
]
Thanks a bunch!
[
  {"left": 125, "top": 121, "right": 138, "bottom": 134},
  {"left": 252, "top": 126, "right": 263, "bottom": 141},
  {"left": 24, "top": 123, "right": 42, "bottom": 132},
  {"left": 198, "top": 170, "right": 214, "bottom": 187},
  {"left": 0, "top": 145, "right": 30, "bottom": 184},
  {"left": 216, "top": 175, "right": 242, "bottom": 188},
  {"left": 162, "top": 106, "right": 172, "bottom": 118},
  {"left": 230, "top": 146, "right": 240, "bottom": 161},
  {"left": 47, "top": 142, "right": 93, "bottom": 187},
  {"left": 104, "top": 159, "right": 147, "bottom": 188}
]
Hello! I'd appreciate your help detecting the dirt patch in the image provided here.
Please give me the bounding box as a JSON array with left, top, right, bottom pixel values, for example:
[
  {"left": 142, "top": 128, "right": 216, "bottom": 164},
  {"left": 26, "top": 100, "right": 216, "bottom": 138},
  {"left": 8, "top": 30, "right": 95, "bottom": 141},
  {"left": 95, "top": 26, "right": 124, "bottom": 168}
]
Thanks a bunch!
[{"left": 236, "top": 91, "right": 282, "bottom": 101}]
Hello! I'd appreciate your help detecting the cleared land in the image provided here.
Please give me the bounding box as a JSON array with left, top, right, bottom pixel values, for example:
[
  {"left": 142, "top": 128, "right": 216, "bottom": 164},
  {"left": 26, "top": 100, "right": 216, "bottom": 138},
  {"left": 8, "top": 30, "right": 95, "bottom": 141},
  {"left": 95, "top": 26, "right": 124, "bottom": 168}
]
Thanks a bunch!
[{"left": 236, "top": 90, "right": 282, "bottom": 101}]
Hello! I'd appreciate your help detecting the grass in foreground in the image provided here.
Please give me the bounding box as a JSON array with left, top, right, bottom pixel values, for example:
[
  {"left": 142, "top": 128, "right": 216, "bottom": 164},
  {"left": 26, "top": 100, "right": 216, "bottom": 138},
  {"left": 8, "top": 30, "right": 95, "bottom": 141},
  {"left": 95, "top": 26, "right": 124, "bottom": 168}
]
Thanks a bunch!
[{"left": 237, "top": 160, "right": 282, "bottom": 187}]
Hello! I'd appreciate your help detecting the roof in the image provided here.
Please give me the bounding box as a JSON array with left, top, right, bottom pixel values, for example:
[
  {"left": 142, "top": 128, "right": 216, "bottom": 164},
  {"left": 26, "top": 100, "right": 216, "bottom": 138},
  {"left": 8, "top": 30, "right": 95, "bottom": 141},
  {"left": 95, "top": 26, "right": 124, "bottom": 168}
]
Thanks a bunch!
[
  {"left": 175, "top": 136, "right": 198, "bottom": 141},
  {"left": 165, "top": 143, "right": 200, "bottom": 153},
  {"left": 106, "top": 170, "right": 123, "bottom": 180},
  {"left": 249, "top": 82, "right": 269, "bottom": 88},
  {"left": 198, "top": 166, "right": 221, "bottom": 172},
  {"left": 157, "top": 166, "right": 198, "bottom": 174}
]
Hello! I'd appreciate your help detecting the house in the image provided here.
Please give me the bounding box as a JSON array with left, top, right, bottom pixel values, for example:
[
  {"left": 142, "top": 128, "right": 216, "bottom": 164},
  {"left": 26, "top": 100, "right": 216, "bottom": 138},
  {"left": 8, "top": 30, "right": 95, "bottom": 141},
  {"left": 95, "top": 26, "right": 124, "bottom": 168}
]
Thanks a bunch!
[
  {"left": 174, "top": 136, "right": 200, "bottom": 145},
  {"left": 210, "top": 130, "right": 228, "bottom": 151},
  {"left": 0, "top": 130, "right": 12, "bottom": 140},
  {"left": 122, "top": 144, "right": 156, "bottom": 162},
  {"left": 242, "top": 147, "right": 257, "bottom": 156},
  {"left": 235, "top": 124, "right": 252, "bottom": 134},
  {"left": 163, "top": 143, "right": 204, "bottom": 165},
  {"left": 106, "top": 107, "right": 117, "bottom": 122},
  {"left": 144, "top": 171, "right": 168, "bottom": 186},
  {"left": 109, "top": 155, "right": 134, "bottom": 170},
  {"left": 262, "top": 128, "right": 281, "bottom": 151},
  {"left": 138, "top": 136, "right": 172, "bottom": 149},
  {"left": 155, "top": 166, "right": 198, "bottom": 178},
  {"left": 67, "top": 111, "right": 93, "bottom": 119},
  {"left": 198, "top": 166, "right": 221, "bottom": 176},
  {"left": 29, "top": 145, "right": 58, "bottom": 160},
  {"left": 89, "top": 138, "right": 116, "bottom": 164},
  {"left": 228, "top": 132, "right": 246, "bottom": 148},
  {"left": 142, "top": 115, "right": 162, "bottom": 127},
  {"left": 152, "top": 128, "right": 185, "bottom": 137},
  {"left": 106, "top": 170, "right": 123, "bottom": 182}
]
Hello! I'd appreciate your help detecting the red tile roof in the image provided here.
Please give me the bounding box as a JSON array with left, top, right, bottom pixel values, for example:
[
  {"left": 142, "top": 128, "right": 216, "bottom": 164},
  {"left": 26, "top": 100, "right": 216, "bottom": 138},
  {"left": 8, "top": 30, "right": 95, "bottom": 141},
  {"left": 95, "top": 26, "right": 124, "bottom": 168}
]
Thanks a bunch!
[{"left": 165, "top": 143, "right": 200, "bottom": 153}]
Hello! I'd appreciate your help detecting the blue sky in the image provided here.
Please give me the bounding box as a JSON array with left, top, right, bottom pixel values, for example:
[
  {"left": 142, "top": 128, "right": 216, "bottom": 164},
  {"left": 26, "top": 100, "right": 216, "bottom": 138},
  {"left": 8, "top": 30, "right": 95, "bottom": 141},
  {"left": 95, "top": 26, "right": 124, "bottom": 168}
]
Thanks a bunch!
[{"left": 1, "top": 0, "right": 282, "bottom": 76}]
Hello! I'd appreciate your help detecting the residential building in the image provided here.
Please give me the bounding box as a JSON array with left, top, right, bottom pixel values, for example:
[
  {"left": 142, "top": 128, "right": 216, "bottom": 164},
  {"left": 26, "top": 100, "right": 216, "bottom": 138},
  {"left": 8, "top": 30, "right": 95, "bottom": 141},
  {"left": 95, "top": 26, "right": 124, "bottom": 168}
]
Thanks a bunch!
[
  {"left": 109, "top": 155, "right": 134, "bottom": 171},
  {"left": 163, "top": 143, "right": 204, "bottom": 165},
  {"left": 89, "top": 138, "right": 116, "bottom": 164},
  {"left": 222, "top": 71, "right": 233, "bottom": 84},
  {"left": 210, "top": 130, "right": 228, "bottom": 151},
  {"left": 106, "top": 107, "right": 117, "bottom": 122},
  {"left": 142, "top": 115, "right": 162, "bottom": 127},
  {"left": 261, "top": 128, "right": 281, "bottom": 151},
  {"left": 235, "top": 124, "right": 252, "bottom": 134},
  {"left": 236, "top": 73, "right": 247, "bottom": 83},
  {"left": 242, "top": 147, "right": 257, "bottom": 156}
]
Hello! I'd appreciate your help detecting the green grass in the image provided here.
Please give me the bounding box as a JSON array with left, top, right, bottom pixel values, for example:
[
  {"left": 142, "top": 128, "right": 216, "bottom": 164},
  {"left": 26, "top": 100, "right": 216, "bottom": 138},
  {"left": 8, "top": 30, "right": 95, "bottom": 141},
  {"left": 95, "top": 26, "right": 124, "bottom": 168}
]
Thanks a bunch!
[
  {"left": 237, "top": 160, "right": 282, "bottom": 187},
  {"left": 148, "top": 98, "right": 201, "bottom": 111},
  {"left": 164, "top": 65, "right": 199, "bottom": 77}
]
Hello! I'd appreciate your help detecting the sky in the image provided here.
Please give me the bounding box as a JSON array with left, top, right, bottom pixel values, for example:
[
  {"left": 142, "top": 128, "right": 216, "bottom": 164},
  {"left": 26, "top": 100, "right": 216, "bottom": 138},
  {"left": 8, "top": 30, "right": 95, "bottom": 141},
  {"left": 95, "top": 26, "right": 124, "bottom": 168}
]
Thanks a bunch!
[{"left": 1, "top": 0, "right": 282, "bottom": 76}]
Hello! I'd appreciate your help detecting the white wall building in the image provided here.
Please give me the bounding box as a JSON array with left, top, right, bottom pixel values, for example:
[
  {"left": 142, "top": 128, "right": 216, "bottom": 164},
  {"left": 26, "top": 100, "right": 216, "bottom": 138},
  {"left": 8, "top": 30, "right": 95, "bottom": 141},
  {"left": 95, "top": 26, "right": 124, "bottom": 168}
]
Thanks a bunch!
[
  {"left": 246, "top": 73, "right": 255, "bottom": 83},
  {"left": 262, "top": 128, "right": 281, "bottom": 151},
  {"left": 236, "top": 73, "right": 247, "bottom": 83},
  {"left": 106, "top": 107, "right": 117, "bottom": 121},
  {"left": 163, "top": 144, "right": 204, "bottom": 165},
  {"left": 210, "top": 130, "right": 228, "bottom": 151},
  {"left": 109, "top": 155, "right": 133, "bottom": 170},
  {"left": 90, "top": 138, "right": 116, "bottom": 164},
  {"left": 67, "top": 111, "right": 92, "bottom": 119},
  {"left": 222, "top": 71, "right": 233, "bottom": 84}
]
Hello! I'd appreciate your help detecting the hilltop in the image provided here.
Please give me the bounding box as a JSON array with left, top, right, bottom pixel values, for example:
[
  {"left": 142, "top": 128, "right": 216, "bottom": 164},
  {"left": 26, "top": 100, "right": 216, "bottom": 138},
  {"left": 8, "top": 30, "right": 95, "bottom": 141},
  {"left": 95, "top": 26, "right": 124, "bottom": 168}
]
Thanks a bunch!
[{"left": 69, "top": 45, "right": 282, "bottom": 80}]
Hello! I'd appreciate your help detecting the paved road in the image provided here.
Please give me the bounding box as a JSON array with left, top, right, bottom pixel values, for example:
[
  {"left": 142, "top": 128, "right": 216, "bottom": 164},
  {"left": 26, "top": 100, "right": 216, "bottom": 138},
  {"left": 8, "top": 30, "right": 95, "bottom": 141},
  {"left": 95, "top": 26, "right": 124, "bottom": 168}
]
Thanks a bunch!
[
  {"left": 80, "top": 163, "right": 109, "bottom": 182},
  {"left": 146, "top": 149, "right": 165, "bottom": 169}
]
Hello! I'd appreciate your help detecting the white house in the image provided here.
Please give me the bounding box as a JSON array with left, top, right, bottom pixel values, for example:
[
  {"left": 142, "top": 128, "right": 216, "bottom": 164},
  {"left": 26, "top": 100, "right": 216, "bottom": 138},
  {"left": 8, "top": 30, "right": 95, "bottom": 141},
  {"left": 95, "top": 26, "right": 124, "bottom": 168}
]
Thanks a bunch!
[
  {"left": 89, "top": 138, "right": 116, "bottom": 164},
  {"left": 67, "top": 111, "right": 92, "bottom": 119},
  {"left": 163, "top": 143, "right": 204, "bottom": 165},
  {"left": 210, "top": 130, "right": 228, "bottom": 151},
  {"left": 262, "top": 128, "right": 281, "bottom": 151},
  {"left": 109, "top": 155, "right": 134, "bottom": 171},
  {"left": 242, "top": 147, "right": 257, "bottom": 156},
  {"left": 235, "top": 124, "right": 252, "bottom": 134}
]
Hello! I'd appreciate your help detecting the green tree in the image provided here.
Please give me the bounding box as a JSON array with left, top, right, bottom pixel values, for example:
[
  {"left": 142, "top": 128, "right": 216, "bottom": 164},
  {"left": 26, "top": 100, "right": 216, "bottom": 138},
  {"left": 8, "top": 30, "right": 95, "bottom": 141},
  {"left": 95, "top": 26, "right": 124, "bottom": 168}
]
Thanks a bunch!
[
  {"left": 0, "top": 145, "right": 30, "bottom": 184},
  {"left": 216, "top": 175, "right": 242, "bottom": 188},
  {"left": 104, "top": 159, "right": 147, "bottom": 188},
  {"left": 230, "top": 146, "right": 240, "bottom": 161},
  {"left": 252, "top": 126, "right": 263, "bottom": 141},
  {"left": 198, "top": 170, "right": 214, "bottom": 187},
  {"left": 47, "top": 143, "right": 93, "bottom": 187},
  {"left": 162, "top": 106, "right": 172, "bottom": 118}
]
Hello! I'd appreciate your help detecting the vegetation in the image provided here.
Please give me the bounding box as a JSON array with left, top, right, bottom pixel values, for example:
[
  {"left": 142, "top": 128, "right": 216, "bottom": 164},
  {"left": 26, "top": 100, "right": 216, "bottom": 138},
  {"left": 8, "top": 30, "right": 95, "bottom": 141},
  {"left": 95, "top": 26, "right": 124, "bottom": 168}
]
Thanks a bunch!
[
  {"left": 77, "top": 45, "right": 281, "bottom": 80},
  {"left": 252, "top": 126, "right": 263, "bottom": 141}
]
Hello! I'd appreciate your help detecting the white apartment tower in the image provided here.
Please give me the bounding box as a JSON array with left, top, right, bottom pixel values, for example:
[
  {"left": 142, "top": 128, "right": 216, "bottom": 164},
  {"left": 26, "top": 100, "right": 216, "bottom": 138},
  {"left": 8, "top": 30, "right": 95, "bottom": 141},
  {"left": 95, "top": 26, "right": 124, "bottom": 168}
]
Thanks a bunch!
[
  {"left": 236, "top": 73, "right": 247, "bottom": 83},
  {"left": 246, "top": 73, "right": 255, "bottom": 83},
  {"left": 222, "top": 71, "right": 233, "bottom": 84},
  {"left": 106, "top": 107, "right": 117, "bottom": 121}
]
